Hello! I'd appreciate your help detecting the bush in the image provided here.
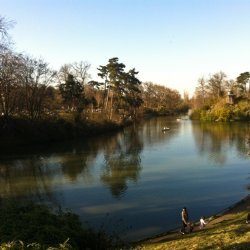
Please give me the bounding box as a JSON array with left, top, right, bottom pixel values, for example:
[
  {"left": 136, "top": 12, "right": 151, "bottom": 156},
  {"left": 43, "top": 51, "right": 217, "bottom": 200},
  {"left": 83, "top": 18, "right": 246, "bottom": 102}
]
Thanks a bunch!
[
  {"left": 189, "top": 109, "right": 201, "bottom": 120},
  {"left": 0, "top": 202, "right": 117, "bottom": 250},
  {"left": 191, "top": 99, "right": 250, "bottom": 122}
]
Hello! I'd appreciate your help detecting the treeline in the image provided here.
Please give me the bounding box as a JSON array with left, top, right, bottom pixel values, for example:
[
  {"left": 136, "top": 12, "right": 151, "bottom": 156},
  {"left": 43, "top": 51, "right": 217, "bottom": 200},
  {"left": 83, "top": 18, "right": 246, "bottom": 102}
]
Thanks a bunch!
[
  {"left": 0, "top": 17, "right": 187, "bottom": 126},
  {"left": 191, "top": 71, "right": 250, "bottom": 121}
]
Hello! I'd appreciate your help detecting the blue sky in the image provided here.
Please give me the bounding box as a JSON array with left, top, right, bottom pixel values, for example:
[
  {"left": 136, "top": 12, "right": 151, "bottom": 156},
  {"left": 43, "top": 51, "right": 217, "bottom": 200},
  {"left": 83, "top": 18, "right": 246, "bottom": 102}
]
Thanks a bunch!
[{"left": 1, "top": 0, "right": 250, "bottom": 96}]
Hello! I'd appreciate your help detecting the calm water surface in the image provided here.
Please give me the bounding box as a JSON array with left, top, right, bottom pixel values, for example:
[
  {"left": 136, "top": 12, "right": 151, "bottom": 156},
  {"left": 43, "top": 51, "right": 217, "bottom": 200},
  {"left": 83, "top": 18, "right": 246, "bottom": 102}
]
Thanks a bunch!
[{"left": 0, "top": 117, "right": 250, "bottom": 241}]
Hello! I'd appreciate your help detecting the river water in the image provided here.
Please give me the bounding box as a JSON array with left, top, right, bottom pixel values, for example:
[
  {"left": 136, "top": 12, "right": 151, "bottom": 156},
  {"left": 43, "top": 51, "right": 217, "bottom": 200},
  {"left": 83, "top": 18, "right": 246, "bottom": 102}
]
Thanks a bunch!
[{"left": 0, "top": 117, "right": 249, "bottom": 241}]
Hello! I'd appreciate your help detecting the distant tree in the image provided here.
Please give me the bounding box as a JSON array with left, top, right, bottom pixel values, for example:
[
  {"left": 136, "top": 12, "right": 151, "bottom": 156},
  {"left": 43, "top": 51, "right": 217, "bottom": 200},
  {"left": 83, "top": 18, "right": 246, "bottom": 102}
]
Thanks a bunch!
[
  {"left": 59, "top": 73, "right": 84, "bottom": 112},
  {"left": 71, "top": 61, "right": 91, "bottom": 84},
  {"left": 21, "top": 56, "right": 56, "bottom": 119},
  {"left": 95, "top": 57, "right": 143, "bottom": 119},
  {"left": 141, "top": 82, "right": 159, "bottom": 110},
  {"left": 162, "top": 88, "right": 182, "bottom": 112},
  {"left": 57, "top": 61, "right": 90, "bottom": 116},
  {"left": 121, "top": 68, "right": 143, "bottom": 117},
  {"left": 0, "top": 50, "right": 23, "bottom": 117},
  {"left": 236, "top": 72, "right": 250, "bottom": 97},
  {"left": 43, "top": 86, "right": 61, "bottom": 112},
  {"left": 97, "top": 57, "right": 126, "bottom": 116},
  {"left": 141, "top": 82, "right": 182, "bottom": 114},
  {"left": 93, "top": 65, "right": 108, "bottom": 108},
  {"left": 57, "top": 64, "right": 71, "bottom": 84},
  {"left": 57, "top": 62, "right": 90, "bottom": 88},
  {"left": 207, "top": 71, "right": 227, "bottom": 100},
  {"left": 225, "top": 79, "right": 239, "bottom": 95},
  {"left": 0, "top": 16, "right": 15, "bottom": 51},
  {"left": 0, "top": 16, "right": 13, "bottom": 39},
  {"left": 183, "top": 91, "right": 189, "bottom": 103},
  {"left": 195, "top": 77, "right": 207, "bottom": 107}
]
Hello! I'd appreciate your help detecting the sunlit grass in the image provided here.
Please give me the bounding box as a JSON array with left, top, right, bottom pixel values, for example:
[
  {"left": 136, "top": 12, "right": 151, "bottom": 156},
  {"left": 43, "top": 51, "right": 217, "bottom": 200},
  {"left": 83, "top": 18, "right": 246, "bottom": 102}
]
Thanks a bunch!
[{"left": 138, "top": 210, "right": 250, "bottom": 250}]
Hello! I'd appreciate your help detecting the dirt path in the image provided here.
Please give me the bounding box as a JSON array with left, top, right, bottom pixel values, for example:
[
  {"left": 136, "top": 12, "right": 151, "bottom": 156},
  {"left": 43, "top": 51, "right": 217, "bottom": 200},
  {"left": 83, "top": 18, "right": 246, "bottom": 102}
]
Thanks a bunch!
[{"left": 140, "top": 195, "right": 250, "bottom": 244}]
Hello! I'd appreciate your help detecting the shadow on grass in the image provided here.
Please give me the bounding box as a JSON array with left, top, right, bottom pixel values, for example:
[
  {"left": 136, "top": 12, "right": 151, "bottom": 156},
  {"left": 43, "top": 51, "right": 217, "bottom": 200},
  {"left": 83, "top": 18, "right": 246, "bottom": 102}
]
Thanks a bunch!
[
  {"left": 234, "top": 224, "right": 250, "bottom": 235},
  {"left": 224, "top": 242, "right": 250, "bottom": 250},
  {"left": 202, "top": 242, "right": 250, "bottom": 250},
  {"left": 141, "top": 229, "right": 209, "bottom": 244}
]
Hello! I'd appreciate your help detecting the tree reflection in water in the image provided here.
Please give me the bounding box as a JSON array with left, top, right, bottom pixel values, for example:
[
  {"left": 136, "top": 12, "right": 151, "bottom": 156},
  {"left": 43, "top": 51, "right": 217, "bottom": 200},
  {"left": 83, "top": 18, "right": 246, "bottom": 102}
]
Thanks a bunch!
[
  {"left": 192, "top": 121, "right": 250, "bottom": 165},
  {"left": 0, "top": 156, "right": 56, "bottom": 204},
  {"left": 59, "top": 139, "right": 106, "bottom": 183},
  {"left": 101, "top": 125, "right": 143, "bottom": 198}
]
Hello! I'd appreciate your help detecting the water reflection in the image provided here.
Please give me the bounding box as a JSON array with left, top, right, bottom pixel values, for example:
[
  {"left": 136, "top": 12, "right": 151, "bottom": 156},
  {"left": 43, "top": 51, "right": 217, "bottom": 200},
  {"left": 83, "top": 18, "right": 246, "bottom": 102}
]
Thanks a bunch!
[
  {"left": 0, "top": 117, "right": 180, "bottom": 200},
  {"left": 58, "top": 138, "right": 107, "bottom": 183},
  {"left": 139, "top": 117, "right": 180, "bottom": 145},
  {"left": 0, "top": 156, "right": 55, "bottom": 203},
  {"left": 192, "top": 121, "right": 250, "bottom": 164},
  {"left": 101, "top": 125, "right": 143, "bottom": 198},
  {"left": 60, "top": 153, "right": 94, "bottom": 183}
]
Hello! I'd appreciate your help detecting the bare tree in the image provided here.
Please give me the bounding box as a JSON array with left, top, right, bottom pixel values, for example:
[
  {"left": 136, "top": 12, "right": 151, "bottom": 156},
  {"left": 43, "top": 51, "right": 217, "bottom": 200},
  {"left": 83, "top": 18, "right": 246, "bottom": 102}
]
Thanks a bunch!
[
  {"left": 57, "top": 61, "right": 91, "bottom": 114},
  {"left": 207, "top": 71, "right": 227, "bottom": 99},
  {"left": 57, "top": 64, "right": 71, "bottom": 85},
  {"left": 57, "top": 61, "right": 91, "bottom": 87},
  {"left": 194, "top": 77, "right": 207, "bottom": 107},
  {"left": 0, "top": 16, "right": 15, "bottom": 50},
  {"left": 0, "top": 50, "right": 23, "bottom": 117},
  {"left": 21, "top": 56, "right": 56, "bottom": 119},
  {"left": 71, "top": 61, "right": 91, "bottom": 85},
  {"left": 141, "top": 82, "right": 182, "bottom": 113}
]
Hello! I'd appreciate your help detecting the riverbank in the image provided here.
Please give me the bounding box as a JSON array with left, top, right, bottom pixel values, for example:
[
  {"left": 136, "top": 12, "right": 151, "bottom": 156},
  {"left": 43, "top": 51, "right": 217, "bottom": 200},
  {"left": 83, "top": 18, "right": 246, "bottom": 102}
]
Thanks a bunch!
[
  {"left": 0, "top": 116, "right": 130, "bottom": 148},
  {"left": 135, "top": 195, "right": 250, "bottom": 249}
]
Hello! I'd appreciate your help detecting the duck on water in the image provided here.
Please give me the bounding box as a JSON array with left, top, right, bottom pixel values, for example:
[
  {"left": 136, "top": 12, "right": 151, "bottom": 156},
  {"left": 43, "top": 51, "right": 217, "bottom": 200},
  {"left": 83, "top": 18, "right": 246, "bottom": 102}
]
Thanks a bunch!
[{"left": 162, "top": 127, "right": 170, "bottom": 131}]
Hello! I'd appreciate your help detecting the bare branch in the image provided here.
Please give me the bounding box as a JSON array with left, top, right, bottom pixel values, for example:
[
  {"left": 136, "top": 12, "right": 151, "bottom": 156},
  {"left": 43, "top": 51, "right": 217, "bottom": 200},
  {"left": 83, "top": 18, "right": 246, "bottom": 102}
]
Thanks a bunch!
[{"left": 0, "top": 16, "right": 15, "bottom": 40}]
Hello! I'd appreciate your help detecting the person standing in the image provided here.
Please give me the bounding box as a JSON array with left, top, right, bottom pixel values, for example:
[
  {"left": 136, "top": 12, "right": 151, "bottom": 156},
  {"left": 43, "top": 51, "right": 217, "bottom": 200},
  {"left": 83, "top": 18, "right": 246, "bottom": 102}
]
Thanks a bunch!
[{"left": 180, "top": 207, "right": 189, "bottom": 234}]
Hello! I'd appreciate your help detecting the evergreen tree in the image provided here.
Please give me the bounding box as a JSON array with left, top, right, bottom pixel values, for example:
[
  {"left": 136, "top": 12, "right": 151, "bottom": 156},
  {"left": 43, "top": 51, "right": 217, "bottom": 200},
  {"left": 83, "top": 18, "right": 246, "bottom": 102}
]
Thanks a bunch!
[{"left": 59, "top": 74, "right": 84, "bottom": 111}]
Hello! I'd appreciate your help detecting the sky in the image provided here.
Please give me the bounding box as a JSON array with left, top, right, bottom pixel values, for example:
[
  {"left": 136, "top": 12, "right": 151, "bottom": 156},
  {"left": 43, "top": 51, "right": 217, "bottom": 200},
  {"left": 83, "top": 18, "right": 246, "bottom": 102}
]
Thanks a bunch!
[{"left": 1, "top": 0, "right": 250, "bottom": 96}]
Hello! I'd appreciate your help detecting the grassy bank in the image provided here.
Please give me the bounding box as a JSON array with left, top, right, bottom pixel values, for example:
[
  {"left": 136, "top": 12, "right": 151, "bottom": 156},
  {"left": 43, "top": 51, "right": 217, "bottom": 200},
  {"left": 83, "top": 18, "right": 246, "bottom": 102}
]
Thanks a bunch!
[{"left": 136, "top": 196, "right": 250, "bottom": 250}]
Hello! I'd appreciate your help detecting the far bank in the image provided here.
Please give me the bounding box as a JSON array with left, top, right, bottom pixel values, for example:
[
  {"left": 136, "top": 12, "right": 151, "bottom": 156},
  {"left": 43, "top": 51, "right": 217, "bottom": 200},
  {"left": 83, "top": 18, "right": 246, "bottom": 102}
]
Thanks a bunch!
[{"left": 0, "top": 115, "right": 131, "bottom": 148}]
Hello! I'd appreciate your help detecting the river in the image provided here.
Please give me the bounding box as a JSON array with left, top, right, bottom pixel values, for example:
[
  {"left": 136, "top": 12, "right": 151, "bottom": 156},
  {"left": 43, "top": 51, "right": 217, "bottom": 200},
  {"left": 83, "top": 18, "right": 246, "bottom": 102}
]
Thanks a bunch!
[{"left": 0, "top": 117, "right": 249, "bottom": 241}]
